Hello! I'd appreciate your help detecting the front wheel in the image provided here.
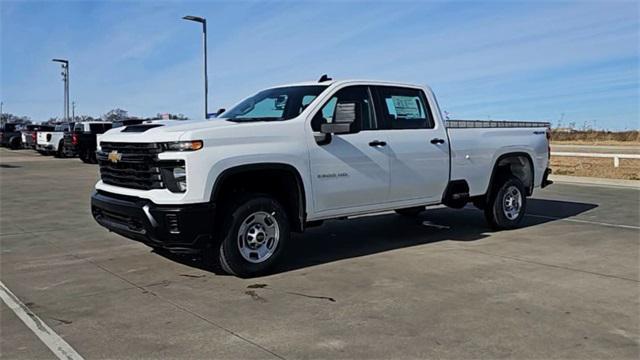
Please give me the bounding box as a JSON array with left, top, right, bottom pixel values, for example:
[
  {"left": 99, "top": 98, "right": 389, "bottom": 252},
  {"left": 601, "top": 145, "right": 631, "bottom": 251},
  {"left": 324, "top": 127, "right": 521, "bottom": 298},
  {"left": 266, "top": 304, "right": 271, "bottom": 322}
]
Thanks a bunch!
[
  {"left": 484, "top": 176, "right": 527, "bottom": 230},
  {"left": 217, "top": 195, "right": 289, "bottom": 277}
]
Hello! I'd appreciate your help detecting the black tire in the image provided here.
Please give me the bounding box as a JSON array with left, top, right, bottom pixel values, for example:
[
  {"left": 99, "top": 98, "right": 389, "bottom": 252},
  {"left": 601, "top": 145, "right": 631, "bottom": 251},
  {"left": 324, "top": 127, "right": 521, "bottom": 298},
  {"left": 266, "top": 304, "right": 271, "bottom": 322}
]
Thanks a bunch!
[
  {"left": 55, "top": 141, "right": 65, "bottom": 158},
  {"left": 217, "top": 194, "right": 289, "bottom": 278},
  {"left": 79, "top": 149, "right": 91, "bottom": 163},
  {"left": 484, "top": 176, "right": 527, "bottom": 230},
  {"left": 395, "top": 206, "right": 424, "bottom": 217},
  {"left": 9, "top": 137, "right": 21, "bottom": 150},
  {"left": 89, "top": 150, "right": 98, "bottom": 164}
]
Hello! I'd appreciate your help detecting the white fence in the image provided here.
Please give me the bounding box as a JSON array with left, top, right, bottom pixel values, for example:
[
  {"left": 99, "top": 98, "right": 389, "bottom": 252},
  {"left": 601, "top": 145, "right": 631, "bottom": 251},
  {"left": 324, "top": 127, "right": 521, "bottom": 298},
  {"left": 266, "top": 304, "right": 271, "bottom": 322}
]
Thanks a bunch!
[{"left": 551, "top": 152, "right": 640, "bottom": 168}]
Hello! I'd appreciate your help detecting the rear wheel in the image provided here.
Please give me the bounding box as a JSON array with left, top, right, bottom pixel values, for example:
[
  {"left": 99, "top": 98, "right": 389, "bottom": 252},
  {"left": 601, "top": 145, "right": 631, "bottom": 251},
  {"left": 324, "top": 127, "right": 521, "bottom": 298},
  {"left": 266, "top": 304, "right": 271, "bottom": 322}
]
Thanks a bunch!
[
  {"left": 79, "top": 149, "right": 88, "bottom": 163},
  {"left": 217, "top": 195, "right": 289, "bottom": 277},
  {"left": 79, "top": 149, "right": 92, "bottom": 163},
  {"left": 484, "top": 176, "right": 527, "bottom": 230},
  {"left": 55, "top": 141, "right": 65, "bottom": 158},
  {"left": 89, "top": 150, "right": 98, "bottom": 164},
  {"left": 9, "top": 137, "right": 21, "bottom": 150}
]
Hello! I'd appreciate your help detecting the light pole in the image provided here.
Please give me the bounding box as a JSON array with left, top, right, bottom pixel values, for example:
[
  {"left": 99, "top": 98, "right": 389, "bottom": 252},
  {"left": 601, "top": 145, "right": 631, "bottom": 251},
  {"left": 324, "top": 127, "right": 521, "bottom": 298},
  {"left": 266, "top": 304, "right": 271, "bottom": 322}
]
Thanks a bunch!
[
  {"left": 183, "top": 15, "right": 211, "bottom": 119},
  {"left": 72, "top": 101, "right": 76, "bottom": 121},
  {"left": 52, "top": 59, "right": 69, "bottom": 122}
]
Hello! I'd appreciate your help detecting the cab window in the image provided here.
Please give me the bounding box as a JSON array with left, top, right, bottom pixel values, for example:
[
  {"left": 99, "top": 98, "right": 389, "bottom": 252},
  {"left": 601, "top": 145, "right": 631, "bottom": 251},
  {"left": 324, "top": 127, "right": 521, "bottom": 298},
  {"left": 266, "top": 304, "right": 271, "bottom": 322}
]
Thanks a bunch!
[
  {"left": 311, "top": 86, "right": 377, "bottom": 132},
  {"left": 374, "top": 86, "right": 434, "bottom": 129}
]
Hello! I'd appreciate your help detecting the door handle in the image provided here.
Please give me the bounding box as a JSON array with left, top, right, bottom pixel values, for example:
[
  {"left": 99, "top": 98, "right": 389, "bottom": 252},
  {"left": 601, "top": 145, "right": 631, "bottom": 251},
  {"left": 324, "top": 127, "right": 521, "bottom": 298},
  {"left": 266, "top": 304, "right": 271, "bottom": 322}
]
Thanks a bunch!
[
  {"left": 369, "top": 140, "right": 387, "bottom": 147},
  {"left": 430, "top": 138, "right": 445, "bottom": 144}
]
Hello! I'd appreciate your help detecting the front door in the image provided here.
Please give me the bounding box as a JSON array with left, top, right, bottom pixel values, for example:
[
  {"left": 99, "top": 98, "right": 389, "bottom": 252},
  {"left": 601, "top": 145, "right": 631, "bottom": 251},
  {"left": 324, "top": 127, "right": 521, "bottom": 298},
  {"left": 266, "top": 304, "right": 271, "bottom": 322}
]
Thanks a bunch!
[{"left": 307, "top": 85, "right": 390, "bottom": 213}]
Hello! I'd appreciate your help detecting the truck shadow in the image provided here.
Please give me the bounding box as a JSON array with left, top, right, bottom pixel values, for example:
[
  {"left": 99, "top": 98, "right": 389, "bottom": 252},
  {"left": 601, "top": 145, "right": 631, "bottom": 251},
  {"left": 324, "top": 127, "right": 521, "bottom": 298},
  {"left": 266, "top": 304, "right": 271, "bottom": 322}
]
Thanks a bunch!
[{"left": 156, "top": 198, "right": 597, "bottom": 276}]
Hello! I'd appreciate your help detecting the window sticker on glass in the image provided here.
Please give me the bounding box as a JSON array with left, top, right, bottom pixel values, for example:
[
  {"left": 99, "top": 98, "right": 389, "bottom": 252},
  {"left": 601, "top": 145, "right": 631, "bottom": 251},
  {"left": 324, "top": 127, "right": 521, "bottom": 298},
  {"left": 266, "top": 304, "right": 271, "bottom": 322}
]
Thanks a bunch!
[{"left": 391, "top": 96, "right": 423, "bottom": 119}]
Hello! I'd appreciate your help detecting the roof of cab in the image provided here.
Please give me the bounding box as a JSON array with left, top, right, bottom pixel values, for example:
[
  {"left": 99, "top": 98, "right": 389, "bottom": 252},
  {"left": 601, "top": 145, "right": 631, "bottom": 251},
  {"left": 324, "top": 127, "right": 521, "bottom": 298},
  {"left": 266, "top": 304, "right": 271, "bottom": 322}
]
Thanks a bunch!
[{"left": 269, "top": 79, "right": 426, "bottom": 89}]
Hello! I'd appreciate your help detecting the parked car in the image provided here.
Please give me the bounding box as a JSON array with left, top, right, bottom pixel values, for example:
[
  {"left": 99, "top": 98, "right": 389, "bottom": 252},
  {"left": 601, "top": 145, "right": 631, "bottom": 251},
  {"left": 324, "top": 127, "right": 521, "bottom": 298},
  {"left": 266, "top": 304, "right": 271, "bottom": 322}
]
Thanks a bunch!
[
  {"left": 64, "top": 121, "right": 113, "bottom": 163},
  {"left": 36, "top": 123, "right": 75, "bottom": 157},
  {"left": 91, "top": 79, "right": 552, "bottom": 277},
  {"left": 0, "top": 123, "right": 24, "bottom": 149},
  {"left": 21, "top": 124, "right": 54, "bottom": 149}
]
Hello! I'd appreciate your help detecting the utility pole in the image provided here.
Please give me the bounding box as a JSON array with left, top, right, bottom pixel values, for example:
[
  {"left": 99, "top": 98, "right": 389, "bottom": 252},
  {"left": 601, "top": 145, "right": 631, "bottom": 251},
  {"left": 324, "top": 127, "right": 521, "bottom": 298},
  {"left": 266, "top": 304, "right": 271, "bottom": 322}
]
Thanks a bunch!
[
  {"left": 183, "top": 15, "right": 211, "bottom": 119},
  {"left": 52, "top": 59, "right": 69, "bottom": 122},
  {"left": 72, "top": 101, "right": 76, "bottom": 121}
]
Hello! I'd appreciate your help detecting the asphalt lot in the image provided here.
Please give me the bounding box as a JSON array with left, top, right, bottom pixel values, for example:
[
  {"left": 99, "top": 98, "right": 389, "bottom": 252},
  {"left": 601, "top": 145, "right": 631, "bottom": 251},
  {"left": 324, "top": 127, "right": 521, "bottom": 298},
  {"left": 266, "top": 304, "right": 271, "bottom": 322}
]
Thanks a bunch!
[{"left": 1, "top": 148, "right": 639, "bottom": 359}]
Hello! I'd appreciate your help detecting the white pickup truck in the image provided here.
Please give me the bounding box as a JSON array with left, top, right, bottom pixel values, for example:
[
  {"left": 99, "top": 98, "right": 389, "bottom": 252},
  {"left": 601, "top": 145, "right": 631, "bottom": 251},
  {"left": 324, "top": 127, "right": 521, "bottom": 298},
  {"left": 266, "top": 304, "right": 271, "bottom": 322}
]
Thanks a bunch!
[
  {"left": 36, "top": 123, "right": 74, "bottom": 157},
  {"left": 91, "top": 79, "right": 552, "bottom": 277}
]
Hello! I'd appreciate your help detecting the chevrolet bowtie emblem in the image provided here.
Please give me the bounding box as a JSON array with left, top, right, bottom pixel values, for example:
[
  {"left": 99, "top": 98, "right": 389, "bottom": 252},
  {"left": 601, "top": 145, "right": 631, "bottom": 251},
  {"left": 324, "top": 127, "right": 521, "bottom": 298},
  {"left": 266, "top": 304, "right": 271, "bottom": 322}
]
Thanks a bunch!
[{"left": 107, "top": 150, "right": 122, "bottom": 163}]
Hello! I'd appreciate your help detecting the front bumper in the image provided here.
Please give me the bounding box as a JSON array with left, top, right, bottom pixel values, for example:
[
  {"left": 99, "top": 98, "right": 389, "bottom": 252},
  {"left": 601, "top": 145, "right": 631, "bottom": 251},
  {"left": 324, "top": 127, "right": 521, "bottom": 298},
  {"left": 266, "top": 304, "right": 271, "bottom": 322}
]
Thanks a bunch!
[{"left": 91, "top": 191, "right": 215, "bottom": 253}]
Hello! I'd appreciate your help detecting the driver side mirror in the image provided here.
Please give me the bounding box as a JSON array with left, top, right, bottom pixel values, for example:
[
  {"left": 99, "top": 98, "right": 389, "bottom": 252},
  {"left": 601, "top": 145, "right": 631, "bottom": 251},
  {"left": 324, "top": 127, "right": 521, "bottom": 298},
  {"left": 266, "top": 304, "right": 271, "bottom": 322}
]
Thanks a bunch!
[{"left": 320, "top": 102, "right": 358, "bottom": 134}]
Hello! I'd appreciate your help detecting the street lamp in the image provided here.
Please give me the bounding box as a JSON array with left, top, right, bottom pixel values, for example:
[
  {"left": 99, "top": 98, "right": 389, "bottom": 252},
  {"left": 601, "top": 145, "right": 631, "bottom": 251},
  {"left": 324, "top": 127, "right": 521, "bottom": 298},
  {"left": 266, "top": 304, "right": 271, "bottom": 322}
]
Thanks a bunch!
[
  {"left": 183, "top": 15, "right": 212, "bottom": 119},
  {"left": 52, "top": 59, "right": 70, "bottom": 122}
]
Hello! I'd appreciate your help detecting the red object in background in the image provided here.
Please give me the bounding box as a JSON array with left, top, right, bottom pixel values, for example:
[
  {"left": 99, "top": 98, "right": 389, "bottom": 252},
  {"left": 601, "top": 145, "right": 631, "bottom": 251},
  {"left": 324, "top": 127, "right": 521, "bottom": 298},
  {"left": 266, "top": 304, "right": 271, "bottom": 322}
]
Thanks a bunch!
[
  {"left": 32, "top": 132, "right": 37, "bottom": 142},
  {"left": 72, "top": 133, "right": 78, "bottom": 145}
]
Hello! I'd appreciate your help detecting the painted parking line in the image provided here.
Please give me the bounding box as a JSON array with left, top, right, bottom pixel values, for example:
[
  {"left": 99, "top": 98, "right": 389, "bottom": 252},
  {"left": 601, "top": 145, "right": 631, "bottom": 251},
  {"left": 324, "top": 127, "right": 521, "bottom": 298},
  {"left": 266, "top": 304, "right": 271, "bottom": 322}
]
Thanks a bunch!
[{"left": 0, "top": 281, "right": 84, "bottom": 360}]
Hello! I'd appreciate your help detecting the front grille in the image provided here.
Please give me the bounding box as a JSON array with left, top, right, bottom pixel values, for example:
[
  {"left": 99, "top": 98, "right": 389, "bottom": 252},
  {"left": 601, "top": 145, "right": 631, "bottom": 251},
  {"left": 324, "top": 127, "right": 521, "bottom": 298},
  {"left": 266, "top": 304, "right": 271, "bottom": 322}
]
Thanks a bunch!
[{"left": 98, "top": 142, "right": 179, "bottom": 190}]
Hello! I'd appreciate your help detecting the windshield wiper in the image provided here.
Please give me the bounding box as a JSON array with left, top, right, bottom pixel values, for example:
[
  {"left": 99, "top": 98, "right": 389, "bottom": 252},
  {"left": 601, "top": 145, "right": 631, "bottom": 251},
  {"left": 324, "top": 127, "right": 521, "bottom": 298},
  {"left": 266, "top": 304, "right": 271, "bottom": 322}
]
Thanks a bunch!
[{"left": 228, "top": 117, "right": 283, "bottom": 123}]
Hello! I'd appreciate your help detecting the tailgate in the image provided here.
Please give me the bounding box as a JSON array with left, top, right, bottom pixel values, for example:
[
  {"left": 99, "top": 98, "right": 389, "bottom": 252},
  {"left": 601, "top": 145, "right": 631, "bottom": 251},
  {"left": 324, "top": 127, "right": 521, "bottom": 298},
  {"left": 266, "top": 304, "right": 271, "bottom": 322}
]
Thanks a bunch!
[{"left": 37, "top": 132, "right": 50, "bottom": 145}]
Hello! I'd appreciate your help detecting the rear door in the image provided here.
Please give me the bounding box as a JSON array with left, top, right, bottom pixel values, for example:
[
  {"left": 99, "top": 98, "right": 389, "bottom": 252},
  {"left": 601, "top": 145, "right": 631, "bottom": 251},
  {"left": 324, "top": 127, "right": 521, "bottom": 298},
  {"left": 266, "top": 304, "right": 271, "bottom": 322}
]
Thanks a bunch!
[
  {"left": 307, "top": 85, "right": 390, "bottom": 213},
  {"left": 372, "top": 86, "right": 449, "bottom": 203}
]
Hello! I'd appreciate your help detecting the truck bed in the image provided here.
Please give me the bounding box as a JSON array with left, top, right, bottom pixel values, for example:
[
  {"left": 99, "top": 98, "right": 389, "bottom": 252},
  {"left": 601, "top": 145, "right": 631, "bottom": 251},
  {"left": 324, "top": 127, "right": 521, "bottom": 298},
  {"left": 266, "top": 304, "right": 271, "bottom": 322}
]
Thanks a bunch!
[{"left": 446, "top": 120, "right": 550, "bottom": 197}]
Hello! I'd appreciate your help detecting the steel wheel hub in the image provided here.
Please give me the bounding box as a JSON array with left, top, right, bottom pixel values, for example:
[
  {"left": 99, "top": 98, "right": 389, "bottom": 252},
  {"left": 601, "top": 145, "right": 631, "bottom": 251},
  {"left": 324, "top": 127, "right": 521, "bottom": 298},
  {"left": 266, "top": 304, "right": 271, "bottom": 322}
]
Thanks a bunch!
[
  {"left": 237, "top": 211, "right": 280, "bottom": 263},
  {"left": 502, "top": 185, "right": 522, "bottom": 220}
]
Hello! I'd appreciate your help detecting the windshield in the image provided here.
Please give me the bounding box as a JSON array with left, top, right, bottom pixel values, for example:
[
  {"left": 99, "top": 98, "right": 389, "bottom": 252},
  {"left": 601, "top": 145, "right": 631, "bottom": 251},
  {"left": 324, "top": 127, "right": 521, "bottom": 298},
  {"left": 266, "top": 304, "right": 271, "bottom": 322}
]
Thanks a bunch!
[{"left": 222, "top": 85, "right": 327, "bottom": 122}]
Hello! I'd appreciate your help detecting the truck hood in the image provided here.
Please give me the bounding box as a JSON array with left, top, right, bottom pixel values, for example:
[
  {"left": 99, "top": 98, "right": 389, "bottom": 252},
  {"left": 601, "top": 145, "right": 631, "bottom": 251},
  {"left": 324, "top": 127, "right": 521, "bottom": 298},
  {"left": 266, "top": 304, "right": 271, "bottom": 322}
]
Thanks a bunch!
[
  {"left": 100, "top": 118, "right": 242, "bottom": 143},
  {"left": 99, "top": 117, "right": 303, "bottom": 145}
]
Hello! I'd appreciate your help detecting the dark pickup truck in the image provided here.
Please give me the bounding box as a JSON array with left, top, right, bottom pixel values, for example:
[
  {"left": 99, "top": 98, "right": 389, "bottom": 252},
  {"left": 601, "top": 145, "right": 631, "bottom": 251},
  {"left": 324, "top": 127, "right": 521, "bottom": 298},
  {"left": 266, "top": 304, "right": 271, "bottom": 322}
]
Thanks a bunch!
[
  {"left": 0, "top": 123, "right": 24, "bottom": 149},
  {"left": 64, "top": 121, "right": 113, "bottom": 163}
]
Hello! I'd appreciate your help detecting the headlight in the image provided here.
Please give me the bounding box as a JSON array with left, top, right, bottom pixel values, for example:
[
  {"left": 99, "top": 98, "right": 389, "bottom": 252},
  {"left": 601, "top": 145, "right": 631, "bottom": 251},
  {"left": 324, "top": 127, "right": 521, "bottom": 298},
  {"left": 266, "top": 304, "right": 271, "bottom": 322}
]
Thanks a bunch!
[
  {"left": 173, "top": 166, "right": 187, "bottom": 192},
  {"left": 161, "top": 140, "right": 203, "bottom": 151}
]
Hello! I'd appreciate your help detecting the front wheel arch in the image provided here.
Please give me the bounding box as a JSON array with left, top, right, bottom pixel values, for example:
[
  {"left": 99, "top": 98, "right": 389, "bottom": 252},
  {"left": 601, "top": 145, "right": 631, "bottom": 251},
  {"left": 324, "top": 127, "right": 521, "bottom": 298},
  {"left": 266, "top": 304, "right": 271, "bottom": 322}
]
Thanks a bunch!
[{"left": 210, "top": 163, "right": 307, "bottom": 233}]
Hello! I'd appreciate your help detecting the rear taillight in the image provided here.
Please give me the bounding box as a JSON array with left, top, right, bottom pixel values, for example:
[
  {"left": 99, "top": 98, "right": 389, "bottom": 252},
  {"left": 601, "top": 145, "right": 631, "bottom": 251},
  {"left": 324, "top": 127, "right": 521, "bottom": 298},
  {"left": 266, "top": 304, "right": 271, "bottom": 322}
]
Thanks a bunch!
[
  {"left": 546, "top": 129, "right": 551, "bottom": 159},
  {"left": 72, "top": 133, "right": 78, "bottom": 145}
]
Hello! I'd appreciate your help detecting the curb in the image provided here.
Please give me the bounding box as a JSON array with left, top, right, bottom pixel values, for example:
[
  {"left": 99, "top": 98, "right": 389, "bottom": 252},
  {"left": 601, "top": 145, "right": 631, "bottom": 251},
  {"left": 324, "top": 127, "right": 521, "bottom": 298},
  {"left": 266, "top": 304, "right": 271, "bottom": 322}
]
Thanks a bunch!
[{"left": 549, "top": 175, "right": 640, "bottom": 189}]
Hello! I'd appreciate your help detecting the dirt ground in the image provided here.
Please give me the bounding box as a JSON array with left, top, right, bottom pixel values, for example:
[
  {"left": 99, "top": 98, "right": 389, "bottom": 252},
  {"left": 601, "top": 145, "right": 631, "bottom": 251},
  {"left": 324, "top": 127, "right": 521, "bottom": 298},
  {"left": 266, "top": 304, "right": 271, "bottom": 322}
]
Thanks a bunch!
[{"left": 551, "top": 157, "right": 640, "bottom": 180}]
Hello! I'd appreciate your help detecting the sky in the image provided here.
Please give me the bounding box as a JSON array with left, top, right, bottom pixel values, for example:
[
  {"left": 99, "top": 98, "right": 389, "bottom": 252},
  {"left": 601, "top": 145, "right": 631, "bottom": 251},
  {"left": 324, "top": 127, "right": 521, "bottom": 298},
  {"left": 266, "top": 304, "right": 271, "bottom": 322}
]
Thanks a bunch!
[{"left": 1, "top": 0, "right": 638, "bottom": 130}]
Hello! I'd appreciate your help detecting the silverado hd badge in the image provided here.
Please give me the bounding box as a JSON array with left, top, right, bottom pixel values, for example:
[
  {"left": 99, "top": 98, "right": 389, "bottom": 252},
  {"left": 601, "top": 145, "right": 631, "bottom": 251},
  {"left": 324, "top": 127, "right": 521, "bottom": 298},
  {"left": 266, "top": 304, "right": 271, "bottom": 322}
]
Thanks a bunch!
[{"left": 108, "top": 150, "right": 122, "bottom": 163}]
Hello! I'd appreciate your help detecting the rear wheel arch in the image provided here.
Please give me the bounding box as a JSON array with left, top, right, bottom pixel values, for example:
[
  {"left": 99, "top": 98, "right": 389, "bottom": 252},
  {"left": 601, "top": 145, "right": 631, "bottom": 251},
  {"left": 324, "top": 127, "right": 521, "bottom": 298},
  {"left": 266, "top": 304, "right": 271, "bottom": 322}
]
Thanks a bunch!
[
  {"left": 487, "top": 152, "right": 535, "bottom": 197},
  {"left": 210, "top": 163, "right": 307, "bottom": 232}
]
